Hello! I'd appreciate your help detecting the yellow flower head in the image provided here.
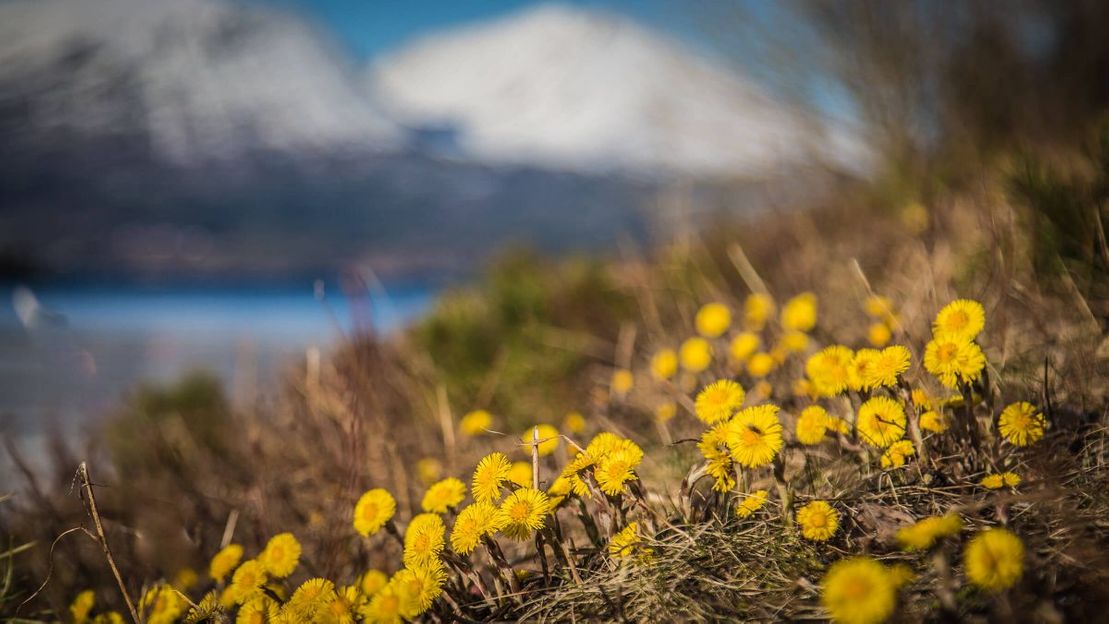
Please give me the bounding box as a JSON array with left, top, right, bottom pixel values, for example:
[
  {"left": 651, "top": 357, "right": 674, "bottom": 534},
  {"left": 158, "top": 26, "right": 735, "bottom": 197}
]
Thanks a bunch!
[
  {"left": 821, "top": 556, "right": 896, "bottom": 624},
  {"left": 595, "top": 448, "right": 642, "bottom": 496},
  {"left": 796, "top": 405, "right": 830, "bottom": 445},
  {"left": 353, "top": 489, "right": 397, "bottom": 537},
  {"left": 140, "top": 584, "right": 187, "bottom": 624},
  {"left": 421, "top": 477, "right": 467, "bottom": 514},
  {"left": 746, "top": 352, "right": 775, "bottom": 378},
  {"left": 879, "top": 440, "right": 916, "bottom": 469},
  {"left": 866, "top": 346, "right": 911, "bottom": 389},
  {"left": 729, "top": 332, "right": 761, "bottom": 362},
  {"left": 472, "top": 452, "right": 512, "bottom": 504},
  {"left": 797, "top": 500, "right": 840, "bottom": 541},
  {"left": 228, "top": 560, "right": 267, "bottom": 604},
  {"left": 856, "top": 396, "right": 907, "bottom": 448},
  {"left": 650, "top": 348, "right": 678, "bottom": 380},
  {"left": 209, "top": 543, "right": 243, "bottom": 582},
  {"left": 259, "top": 532, "right": 301, "bottom": 578},
  {"left": 695, "top": 302, "right": 732, "bottom": 338},
  {"left": 867, "top": 322, "right": 892, "bottom": 347},
  {"left": 521, "top": 423, "right": 561, "bottom": 457},
  {"left": 735, "top": 489, "right": 769, "bottom": 518},
  {"left": 608, "top": 521, "right": 645, "bottom": 559},
  {"left": 563, "top": 411, "right": 586, "bottom": 434},
  {"left": 964, "top": 528, "right": 1024, "bottom": 591},
  {"left": 547, "top": 472, "right": 588, "bottom": 507},
  {"left": 359, "top": 570, "right": 388, "bottom": 597},
  {"left": 864, "top": 295, "right": 894, "bottom": 319},
  {"left": 611, "top": 369, "right": 634, "bottom": 396},
  {"left": 415, "top": 458, "right": 443, "bottom": 486},
  {"left": 499, "top": 488, "right": 550, "bottom": 540},
  {"left": 172, "top": 567, "right": 197, "bottom": 591},
  {"left": 919, "top": 410, "right": 948, "bottom": 433},
  {"left": 459, "top": 410, "right": 493, "bottom": 437},
  {"left": 933, "top": 298, "right": 985, "bottom": 342},
  {"left": 679, "top": 337, "right": 713, "bottom": 373},
  {"left": 694, "top": 379, "right": 746, "bottom": 425},
  {"left": 924, "top": 337, "right": 986, "bottom": 389},
  {"left": 998, "top": 402, "right": 1045, "bottom": 447},
  {"left": 70, "top": 590, "right": 95, "bottom": 624},
  {"left": 698, "top": 422, "right": 735, "bottom": 492},
  {"left": 744, "top": 293, "right": 775, "bottom": 330},
  {"left": 979, "top": 472, "right": 1020, "bottom": 489},
  {"left": 896, "top": 514, "right": 963, "bottom": 551},
  {"left": 725, "top": 404, "right": 784, "bottom": 468},
  {"left": 287, "top": 578, "right": 335, "bottom": 619},
  {"left": 848, "top": 348, "right": 880, "bottom": 392},
  {"left": 655, "top": 401, "right": 677, "bottom": 423},
  {"left": 508, "top": 461, "right": 533, "bottom": 487},
  {"left": 781, "top": 292, "right": 817, "bottom": 332},
  {"left": 806, "top": 346, "right": 855, "bottom": 397},
  {"left": 403, "top": 513, "right": 445, "bottom": 569},
  {"left": 781, "top": 330, "right": 810, "bottom": 353},
  {"left": 450, "top": 501, "right": 507, "bottom": 554},
  {"left": 361, "top": 581, "right": 402, "bottom": 624},
  {"left": 395, "top": 564, "right": 446, "bottom": 620}
]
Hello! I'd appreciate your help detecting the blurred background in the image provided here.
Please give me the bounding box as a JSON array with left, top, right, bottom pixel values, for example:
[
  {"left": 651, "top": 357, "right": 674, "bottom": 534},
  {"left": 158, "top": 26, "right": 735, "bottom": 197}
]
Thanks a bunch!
[{"left": 1, "top": 0, "right": 1107, "bottom": 469}]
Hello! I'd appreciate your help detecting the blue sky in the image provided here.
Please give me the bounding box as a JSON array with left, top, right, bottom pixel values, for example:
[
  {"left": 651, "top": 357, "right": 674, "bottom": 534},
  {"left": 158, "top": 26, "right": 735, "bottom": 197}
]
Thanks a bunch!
[{"left": 254, "top": 0, "right": 679, "bottom": 59}]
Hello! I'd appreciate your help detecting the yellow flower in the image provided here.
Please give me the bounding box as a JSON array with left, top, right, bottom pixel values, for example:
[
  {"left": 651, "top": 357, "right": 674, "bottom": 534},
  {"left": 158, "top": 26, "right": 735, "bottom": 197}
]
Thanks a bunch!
[
  {"left": 919, "top": 411, "right": 948, "bottom": 433},
  {"left": 415, "top": 458, "right": 443, "bottom": 486},
  {"left": 796, "top": 500, "right": 840, "bottom": 541},
  {"left": 695, "top": 302, "right": 732, "bottom": 338},
  {"left": 70, "top": 590, "right": 95, "bottom": 624},
  {"left": 403, "top": 513, "right": 445, "bottom": 569},
  {"left": 980, "top": 472, "right": 1020, "bottom": 489},
  {"left": 924, "top": 337, "right": 986, "bottom": 388},
  {"left": 699, "top": 422, "right": 736, "bottom": 492},
  {"left": 864, "top": 295, "right": 893, "bottom": 319},
  {"left": 879, "top": 440, "right": 915, "bottom": 469},
  {"left": 998, "top": 402, "right": 1045, "bottom": 447},
  {"left": 729, "top": 332, "right": 761, "bottom": 362},
  {"left": 746, "top": 352, "right": 775, "bottom": 378},
  {"left": 500, "top": 488, "right": 550, "bottom": 540},
  {"left": 287, "top": 578, "right": 335, "bottom": 620},
  {"left": 679, "top": 337, "right": 712, "bottom": 373},
  {"left": 867, "top": 322, "right": 892, "bottom": 347},
  {"left": 781, "top": 330, "right": 810, "bottom": 353},
  {"left": 139, "top": 584, "right": 187, "bottom": 624},
  {"left": 547, "top": 472, "right": 588, "bottom": 507},
  {"left": 735, "top": 489, "right": 769, "bottom": 518},
  {"left": 173, "top": 567, "right": 198, "bottom": 590},
  {"left": 866, "top": 346, "right": 911, "bottom": 389},
  {"left": 395, "top": 564, "right": 446, "bottom": 620},
  {"left": 237, "top": 596, "right": 278, "bottom": 624},
  {"left": 520, "top": 423, "right": 561, "bottom": 456},
  {"left": 608, "top": 521, "right": 645, "bottom": 559},
  {"left": 896, "top": 514, "right": 963, "bottom": 551},
  {"left": 964, "top": 528, "right": 1024, "bottom": 591},
  {"left": 725, "top": 404, "right": 784, "bottom": 468},
  {"left": 821, "top": 557, "right": 896, "bottom": 624},
  {"left": 353, "top": 489, "right": 397, "bottom": 537},
  {"left": 421, "top": 477, "right": 467, "bottom": 514},
  {"left": 228, "top": 560, "right": 267, "bottom": 604},
  {"left": 361, "top": 581, "right": 402, "bottom": 624},
  {"left": 694, "top": 379, "right": 746, "bottom": 425},
  {"left": 611, "top": 369, "right": 634, "bottom": 396},
  {"left": 459, "top": 409, "right": 493, "bottom": 436},
  {"left": 933, "top": 298, "right": 985, "bottom": 342},
  {"left": 209, "top": 543, "right": 243, "bottom": 582},
  {"left": 450, "top": 502, "right": 507, "bottom": 555},
  {"left": 806, "top": 346, "right": 854, "bottom": 397},
  {"left": 472, "top": 452, "right": 512, "bottom": 504},
  {"left": 563, "top": 411, "right": 586, "bottom": 434},
  {"left": 655, "top": 401, "right": 677, "bottom": 423},
  {"left": 508, "top": 461, "right": 533, "bottom": 487},
  {"left": 259, "top": 532, "right": 301, "bottom": 578},
  {"left": 888, "top": 563, "right": 916, "bottom": 589},
  {"left": 595, "top": 448, "right": 642, "bottom": 496},
  {"left": 848, "top": 348, "right": 880, "bottom": 391},
  {"left": 796, "top": 405, "right": 830, "bottom": 445},
  {"left": 781, "top": 292, "right": 817, "bottom": 332},
  {"left": 650, "top": 348, "right": 678, "bottom": 380},
  {"left": 856, "top": 397, "right": 907, "bottom": 448},
  {"left": 744, "top": 293, "right": 775, "bottom": 330},
  {"left": 360, "top": 570, "right": 388, "bottom": 597}
]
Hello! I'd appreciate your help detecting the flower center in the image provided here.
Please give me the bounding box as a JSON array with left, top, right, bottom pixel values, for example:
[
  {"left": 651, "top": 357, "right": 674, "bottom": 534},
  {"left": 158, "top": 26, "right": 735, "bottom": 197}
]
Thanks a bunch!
[
  {"left": 740, "top": 427, "right": 762, "bottom": 446},
  {"left": 937, "top": 343, "right": 958, "bottom": 362},
  {"left": 947, "top": 310, "right": 968, "bottom": 331},
  {"left": 843, "top": 577, "right": 871, "bottom": 600},
  {"left": 361, "top": 503, "right": 378, "bottom": 521},
  {"left": 809, "top": 513, "right": 827, "bottom": 528},
  {"left": 510, "top": 501, "right": 531, "bottom": 521}
]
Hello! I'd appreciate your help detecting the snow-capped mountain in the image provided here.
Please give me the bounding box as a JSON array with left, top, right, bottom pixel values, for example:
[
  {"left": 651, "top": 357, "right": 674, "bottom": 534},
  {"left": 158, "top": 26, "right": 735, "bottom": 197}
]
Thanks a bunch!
[
  {"left": 369, "top": 4, "right": 845, "bottom": 177},
  {"left": 0, "top": 0, "right": 399, "bottom": 163}
]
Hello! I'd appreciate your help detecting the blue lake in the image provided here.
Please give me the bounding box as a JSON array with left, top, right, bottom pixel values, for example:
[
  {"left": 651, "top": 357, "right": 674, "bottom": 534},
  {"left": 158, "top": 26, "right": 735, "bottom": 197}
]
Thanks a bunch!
[{"left": 0, "top": 282, "right": 435, "bottom": 447}]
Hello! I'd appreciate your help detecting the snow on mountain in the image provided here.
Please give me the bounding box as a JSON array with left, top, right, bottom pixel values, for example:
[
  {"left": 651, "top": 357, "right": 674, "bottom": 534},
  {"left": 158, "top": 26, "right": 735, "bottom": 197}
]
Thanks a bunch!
[
  {"left": 368, "top": 4, "right": 848, "bottom": 178},
  {"left": 0, "top": 0, "right": 399, "bottom": 163}
]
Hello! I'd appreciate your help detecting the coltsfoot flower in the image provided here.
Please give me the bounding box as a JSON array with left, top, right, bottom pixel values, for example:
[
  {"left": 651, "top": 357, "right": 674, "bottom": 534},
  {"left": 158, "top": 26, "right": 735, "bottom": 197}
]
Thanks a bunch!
[
  {"left": 821, "top": 556, "right": 896, "bottom": 624},
  {"left": 998, "top": 402, "right": 1045, "bottom": 446},
  {"left": 796, "top": 500, "right": 840, "bottom": 541},
  {"left": 964, "top": 528, "right": 1024, "bottom": 591}
]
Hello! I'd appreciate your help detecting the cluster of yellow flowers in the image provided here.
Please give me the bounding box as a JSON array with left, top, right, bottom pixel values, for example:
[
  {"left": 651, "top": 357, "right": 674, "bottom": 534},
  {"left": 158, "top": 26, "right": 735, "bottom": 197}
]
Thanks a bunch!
[{"left": 67, "top": 294, "right": 1050, "bottom": 623}]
